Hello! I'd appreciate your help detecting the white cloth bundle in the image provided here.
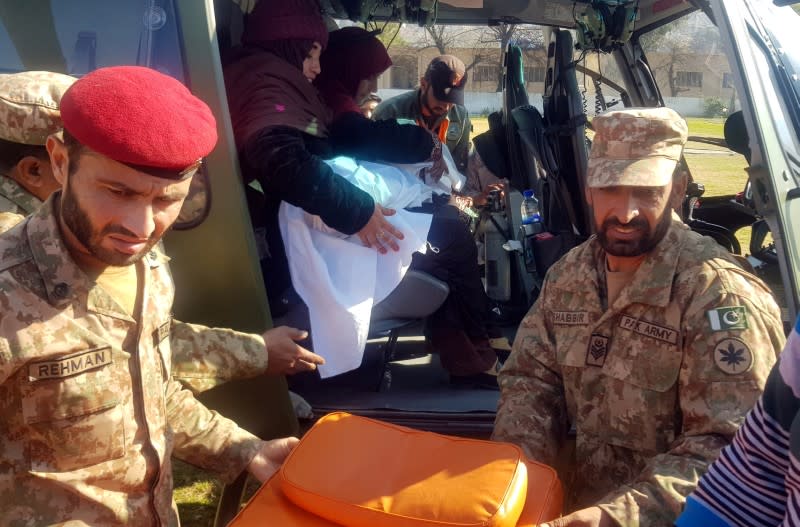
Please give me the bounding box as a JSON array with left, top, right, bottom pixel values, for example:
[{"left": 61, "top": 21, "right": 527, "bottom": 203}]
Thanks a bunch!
[{"left": 279, "top": 157, "right": 436, "bottom": 378}]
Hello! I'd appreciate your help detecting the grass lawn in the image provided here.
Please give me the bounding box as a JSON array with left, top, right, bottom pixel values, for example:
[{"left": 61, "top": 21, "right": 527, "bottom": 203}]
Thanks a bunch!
[
  {"left": 173, "top": 460, "right": 262, "bottom": 527},
  {"left": 173, "top": 460, "right": 221, "bottom": 526},
  {"left": 172, "top": 115, "right": 754, "bottom": 525}
]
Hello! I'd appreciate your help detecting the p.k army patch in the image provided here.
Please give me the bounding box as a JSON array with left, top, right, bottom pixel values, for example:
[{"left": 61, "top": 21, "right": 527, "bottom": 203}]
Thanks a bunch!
[{"left": 713, "top": 337, "right": 753, "bottom": 375}]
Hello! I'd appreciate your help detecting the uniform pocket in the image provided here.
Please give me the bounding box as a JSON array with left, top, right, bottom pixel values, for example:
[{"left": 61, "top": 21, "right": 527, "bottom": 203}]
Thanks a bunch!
[
  {"left": 22, "top": 347, "right": 126, "bottom": 472},
  {"left": 599, "top": 339, "right": 683, "bottom": 454},
  {"left": 446, "top": 122, "right": 461, "bottom": 142}
]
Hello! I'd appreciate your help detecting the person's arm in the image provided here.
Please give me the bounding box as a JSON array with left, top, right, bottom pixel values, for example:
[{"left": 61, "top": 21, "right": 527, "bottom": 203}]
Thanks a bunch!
[
  {"left": 450, "top": 109, "right": 471, "bottom": 173},
  {"left": 676, "top": 317, "right": 800, "bottom": 527},
  {"left": 170, "top": 321, "right": 326, "bottom": 394},
  {"left": 165, "top": 377, "right": 264, "bottom": 482},
  {"left": 493, "top": 279, "right": 569, "bottom": 465},
  {"left": 329, "top": 112, "right": 434, "bottom": 164},
  {"left": 241, "top": 126, "right": 374, "bottom": 235},
  {"left": 371, "top": 99, "right": 399, "bottom": 122},
  {"left": 165, "top": 377, "right": 298, "bottom": 482},
  {"left": 169, "top": 321, "right": 268, "bottom": 394},
  {"left": 595, "top": 267, "right": 784, "bottom": 526},
  {"left": 455, "top": 150, "right": 506, "bottom": 210}
]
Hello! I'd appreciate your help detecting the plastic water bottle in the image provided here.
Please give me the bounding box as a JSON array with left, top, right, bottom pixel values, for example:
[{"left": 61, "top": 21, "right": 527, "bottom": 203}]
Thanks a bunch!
[{"left": 520, "top": 189, "right": 543, "bottom": 233}]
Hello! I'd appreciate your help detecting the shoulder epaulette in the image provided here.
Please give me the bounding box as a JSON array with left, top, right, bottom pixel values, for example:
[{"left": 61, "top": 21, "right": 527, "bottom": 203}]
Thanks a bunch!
[{"left": 0, "top": 220, "right": 33, "bottom": 273}]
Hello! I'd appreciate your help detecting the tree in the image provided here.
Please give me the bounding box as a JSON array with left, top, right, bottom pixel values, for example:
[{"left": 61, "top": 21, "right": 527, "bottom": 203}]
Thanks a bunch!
[
  {"left": 366, "top": 21, "right": 407, "bottom": 50},
  {"left": 418, "top": 25, "right": 482, "bottom": 54},
  {"left": 423, "top": 25, "right": 452, "bottom": 54},
  {"left": 477, "top": 24, "right": 544, "bottom": 91},
  {"left": 640, "top": 12, "right": 725, "bottom": 98},
  {"left": 641, "top": 19, "right": 693, "bottom": 97},
  {"left": 417, "top": 25, "right": 492, "bottom": 74}
]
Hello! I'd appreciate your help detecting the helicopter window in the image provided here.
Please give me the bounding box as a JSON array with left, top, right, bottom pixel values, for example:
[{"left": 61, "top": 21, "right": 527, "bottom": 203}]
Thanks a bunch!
[
  {"left": 573, "top": 50, "right": 629, "bottom": 117},
  {"left": 639, "top": 10, "right": 750, "bottom": 250},
  {"left": 0, "top": 1, "right": 184, "bottom": 80},
  {"left": 0, "top": 0, "right": 210, "bottom": 230}
]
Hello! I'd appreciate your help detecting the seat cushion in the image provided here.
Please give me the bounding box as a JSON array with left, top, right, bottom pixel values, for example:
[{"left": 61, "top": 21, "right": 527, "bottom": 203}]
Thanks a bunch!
[
  {"left": 278, "top": 412, "right": 529, "bottom": 527},
  {"left": 229, "top": 428, "right": 563, "bottom": 527},
  {"left": 370, "top": 270, "right": 449, "bottom": 321}
]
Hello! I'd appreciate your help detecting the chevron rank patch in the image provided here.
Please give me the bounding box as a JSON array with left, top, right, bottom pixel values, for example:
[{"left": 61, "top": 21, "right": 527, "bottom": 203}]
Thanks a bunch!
[
  {"left": 707, "top": 306, "right": 748, "bottom": 331},
  {"left": 586, "top": 334, "right": 610, "bottom": 367}
]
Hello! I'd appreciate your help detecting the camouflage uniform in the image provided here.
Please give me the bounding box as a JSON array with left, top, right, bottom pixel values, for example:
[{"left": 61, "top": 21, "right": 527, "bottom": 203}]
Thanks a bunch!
[
  {"left": 494, "top": 107, "right": 785, "bottom": 526},
  {"left": 0, "top": 71, "right": 76, "bottom": 234},
  {"left": 0, "top": 196, "right": 263, "bottom": 526},
  {"left": 0, "top": 174, "right": 40, "bottom": 232},
  {"left": 373, "top": 89, "right": 472, "bottom": 173}
]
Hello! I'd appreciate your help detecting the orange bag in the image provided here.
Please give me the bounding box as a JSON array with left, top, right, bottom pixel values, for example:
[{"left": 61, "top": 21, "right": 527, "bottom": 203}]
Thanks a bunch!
[{"left": 229, "top": 412, "right": 563, "bottom": 527}]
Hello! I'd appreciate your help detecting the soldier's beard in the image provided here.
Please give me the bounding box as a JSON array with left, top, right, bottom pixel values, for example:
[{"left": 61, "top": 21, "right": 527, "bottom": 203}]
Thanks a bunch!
[
  {"left": 60, "top": 182, "right": 159, "bottom": 267},
  {"left": 595, "top": 209, "right": 672, "bottom": 257},
  {"left": 420, "top": 87, "right": 448, "bottom": 119}
]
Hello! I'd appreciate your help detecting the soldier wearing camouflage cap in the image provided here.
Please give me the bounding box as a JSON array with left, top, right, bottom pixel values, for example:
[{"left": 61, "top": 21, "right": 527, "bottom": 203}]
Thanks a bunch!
[
  {"left": 0, "top": 66, "right": 326, "bottom": 524},
  {"left": 493, "top": 107, "right": 784, "bottom": 526},
  {"left": 0, "top": 70, "right": 75, "bottom": 233}
]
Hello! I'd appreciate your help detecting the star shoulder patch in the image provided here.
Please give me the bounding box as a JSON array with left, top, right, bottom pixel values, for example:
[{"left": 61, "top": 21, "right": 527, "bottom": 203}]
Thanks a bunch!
[{"left": 713, "top": 337, "right": 753, "bottom": 375}]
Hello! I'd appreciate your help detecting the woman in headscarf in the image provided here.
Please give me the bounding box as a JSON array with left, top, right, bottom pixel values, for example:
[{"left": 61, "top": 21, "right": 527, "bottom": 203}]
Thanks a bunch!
[
  {"left": 224, "top": 4, "right": 499, "bottom": 389},
  {"left": 315, "top": 26, "right": 444, "bottom": 173},
  {"left": 317, "top": 28, "right": 506, "bottom": 210}
]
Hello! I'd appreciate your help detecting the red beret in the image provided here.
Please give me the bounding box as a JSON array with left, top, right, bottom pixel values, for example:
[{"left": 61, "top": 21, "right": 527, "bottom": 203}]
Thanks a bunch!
[{"left": 60, "top": 66, "right": 217, "bottom": 177}]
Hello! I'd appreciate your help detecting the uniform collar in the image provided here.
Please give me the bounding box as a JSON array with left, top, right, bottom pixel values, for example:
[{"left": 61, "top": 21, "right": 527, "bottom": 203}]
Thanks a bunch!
[
  {"left": 0, "top": 172, "right": 43, "bottom": 215},
  {"left": 593, "top": 214, "right": 688, "bottom": 309},
  {"left": 25, "top": 193, "right": 168, "bottom": 317}
]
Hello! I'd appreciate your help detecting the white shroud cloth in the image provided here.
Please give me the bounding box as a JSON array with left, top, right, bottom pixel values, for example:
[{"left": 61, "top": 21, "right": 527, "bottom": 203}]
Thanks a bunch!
[{"left": 279, "top": 157, "right": 437, "bottom": 378}]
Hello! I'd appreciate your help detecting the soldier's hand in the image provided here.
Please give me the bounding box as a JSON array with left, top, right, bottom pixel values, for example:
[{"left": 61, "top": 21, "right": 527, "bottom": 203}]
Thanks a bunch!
[
  {"left": 539, "top": 507, "right": 613, "bottom": 527},
  {"left": 473, "top": 181, "right": 507, "bottom": 207},
  {"left": 263, "top": 326, "right": 325, "bottom": 375},
  {"left": 246, "top": 437, "right": 300, "bottom": 483},
  {"left": 357, "top": 203, "right": 404, "bottom": 254}
]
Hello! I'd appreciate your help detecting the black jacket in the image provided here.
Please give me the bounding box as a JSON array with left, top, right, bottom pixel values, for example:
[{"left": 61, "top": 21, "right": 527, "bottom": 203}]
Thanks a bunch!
[
  {"left": 329, "top": 112, "right": 434, "bottom": 165},
  {"left": 241, "top": 125, "right": 375, "bottom": 235}
]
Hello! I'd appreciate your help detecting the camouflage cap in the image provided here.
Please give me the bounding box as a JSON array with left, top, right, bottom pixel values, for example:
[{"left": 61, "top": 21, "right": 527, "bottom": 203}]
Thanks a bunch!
[
  {"left": 425, "top": 55, "right": 467, "bottom": 106},
  {"left": 587, "top": 107, "right": 688, "bottom": 188},
  {"left": 0, "top": 71, "right": 76, "bottom": 146}
]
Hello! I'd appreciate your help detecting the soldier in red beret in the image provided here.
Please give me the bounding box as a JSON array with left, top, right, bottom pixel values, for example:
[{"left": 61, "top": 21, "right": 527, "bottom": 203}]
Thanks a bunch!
[{"left": 0, "top": 66, "right": 308, "bottom": 524}]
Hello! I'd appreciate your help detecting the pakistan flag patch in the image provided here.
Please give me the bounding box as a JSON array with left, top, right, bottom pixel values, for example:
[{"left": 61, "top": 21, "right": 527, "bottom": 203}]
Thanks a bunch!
[{"left": 707, "top": 306, "right": 748, "bottom": 331}]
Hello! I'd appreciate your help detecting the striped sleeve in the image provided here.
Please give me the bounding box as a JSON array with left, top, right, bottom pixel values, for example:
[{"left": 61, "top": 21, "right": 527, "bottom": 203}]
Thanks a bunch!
[{"left": 676, "top": 316, "right": 800, "bottom": 527}]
